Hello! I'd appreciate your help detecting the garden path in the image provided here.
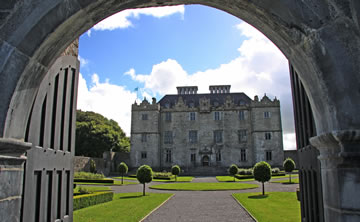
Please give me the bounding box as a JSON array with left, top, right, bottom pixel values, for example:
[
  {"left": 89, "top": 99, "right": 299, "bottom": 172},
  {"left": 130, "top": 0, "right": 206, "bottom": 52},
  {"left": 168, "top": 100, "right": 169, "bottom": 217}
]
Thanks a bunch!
[{"left": 110, "top": 176, "right": 298, "bottom": 222}]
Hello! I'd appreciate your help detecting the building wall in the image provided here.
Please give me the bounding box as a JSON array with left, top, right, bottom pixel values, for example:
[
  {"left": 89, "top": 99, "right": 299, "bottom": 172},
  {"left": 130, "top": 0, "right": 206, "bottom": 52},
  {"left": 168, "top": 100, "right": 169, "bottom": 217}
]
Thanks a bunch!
[{"left": 130, "top": 90, "right": 284, "bottom": 172}]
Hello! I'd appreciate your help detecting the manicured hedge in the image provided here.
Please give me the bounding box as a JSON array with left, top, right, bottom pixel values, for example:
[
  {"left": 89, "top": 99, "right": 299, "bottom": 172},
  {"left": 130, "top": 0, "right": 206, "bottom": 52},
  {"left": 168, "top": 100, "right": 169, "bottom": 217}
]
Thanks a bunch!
[
  {"left": 73, "top": 192, "right": 114, "bottom": 210},
  {"left": 235, "top": 172, "right": 285, "bottom": 180},
  {"left": 74, "top": 178, "right": 114, "bottom": 184},
  {"left": 74, "top": 171, "right": 105, "bottom": 179}
]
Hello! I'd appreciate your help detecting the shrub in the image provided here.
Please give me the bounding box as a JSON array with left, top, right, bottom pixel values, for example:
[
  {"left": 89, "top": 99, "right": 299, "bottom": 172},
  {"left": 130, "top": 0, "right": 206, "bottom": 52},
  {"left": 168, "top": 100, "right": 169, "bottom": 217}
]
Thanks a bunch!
[
  {"left": 118, "top": 162, "right": 128, "bottom": 184},
  {"left": 171, "top": 165, "right": 181, "bottom": 181},
  {"left": 74, "top": 171, "right": 105, "bottom": 180},
  {"left": 74, "top": 178, "right": 114, "bottom": 184},
  {"left": 136, "top": 165, "right": 153, "bottom": 196},
  {"left": 90, "top": 159, "right": 96, "bottom": 173},
  {"left": 78, "top": 186, "right": 90, "bottom": 195},
  {"left": 283, "top": 158, "right": 296, "bottom": 183},
  {"left": 229, "top": 164, "right": 239, "bottom": 182},
  {"left": 253, "top": 161, "right": 272, "bottom": 195},
  {"left": 272, "top": 168, "right": 280, "bottom": 174},
  {"left": 153, "top": 172, "right": 172, "bottom": 179},
  {"left": 73, "top": 192, "right": 114, "bottom": 210}
]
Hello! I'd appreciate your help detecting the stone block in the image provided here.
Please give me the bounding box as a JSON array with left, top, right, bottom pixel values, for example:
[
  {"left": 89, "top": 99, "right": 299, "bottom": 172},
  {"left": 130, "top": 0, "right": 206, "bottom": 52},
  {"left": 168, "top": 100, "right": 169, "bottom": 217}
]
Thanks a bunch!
[{"left": 0, "top": 197, "right": 22, "bottom": 222}]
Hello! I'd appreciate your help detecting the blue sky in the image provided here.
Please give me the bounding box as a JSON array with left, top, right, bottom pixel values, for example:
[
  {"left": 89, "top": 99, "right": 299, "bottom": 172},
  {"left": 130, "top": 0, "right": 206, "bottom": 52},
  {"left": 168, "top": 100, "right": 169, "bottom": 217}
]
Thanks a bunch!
[{"left": 77, "top": 5, "right": 296, "bottom": 150}]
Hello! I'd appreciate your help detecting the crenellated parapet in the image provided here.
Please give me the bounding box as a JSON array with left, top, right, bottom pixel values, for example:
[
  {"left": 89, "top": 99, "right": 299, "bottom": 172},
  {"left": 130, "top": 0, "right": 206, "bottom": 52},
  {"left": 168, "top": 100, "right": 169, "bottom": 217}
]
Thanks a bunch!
[
  {"left": 251, "top": 94, "right": 280, "bottom": 107},
  {"left": 132, "top": 97, "right": 160, "bottom": 111}
]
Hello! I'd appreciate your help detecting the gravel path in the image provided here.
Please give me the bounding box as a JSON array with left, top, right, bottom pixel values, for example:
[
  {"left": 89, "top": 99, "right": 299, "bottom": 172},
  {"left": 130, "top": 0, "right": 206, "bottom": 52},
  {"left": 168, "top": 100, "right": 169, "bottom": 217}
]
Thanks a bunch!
[{"left": 109, "top": 177, "right": 299, "bottom": 222}]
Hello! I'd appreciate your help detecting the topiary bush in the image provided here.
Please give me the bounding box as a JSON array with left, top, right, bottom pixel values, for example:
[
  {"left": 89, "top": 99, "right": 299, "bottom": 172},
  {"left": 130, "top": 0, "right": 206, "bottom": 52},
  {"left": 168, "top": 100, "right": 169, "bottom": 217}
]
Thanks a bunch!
[
  {"left": 118, "top": 162, "right": 128, "bottom": 184},
  {"left": 90, "top": 159, "right": 96, "bottom": 174},
  {"left": 253, "top": 161, "right": 272, "bottom": 195},
  {"left": 171, "top": 165, "right": 181, "bottom": 182},
  {"left": 136, "top": 165, "right": 153, "bottom": 196},
  {"left": 283, "top": 158, "right": 296, "bottom": 183},
  {"left": 229, "top": 164, "right": 239, "bottom": 182}
]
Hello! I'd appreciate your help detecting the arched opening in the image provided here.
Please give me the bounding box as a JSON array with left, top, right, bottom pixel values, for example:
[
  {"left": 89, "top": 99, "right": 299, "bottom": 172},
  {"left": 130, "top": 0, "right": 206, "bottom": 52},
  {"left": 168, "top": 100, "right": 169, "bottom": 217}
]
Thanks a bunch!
[
  {"left": 1, "top": 1, "right": 360, "bottom": 222},
  {"left": 202, "top": 155, "right": 210, "bottom": 166}
]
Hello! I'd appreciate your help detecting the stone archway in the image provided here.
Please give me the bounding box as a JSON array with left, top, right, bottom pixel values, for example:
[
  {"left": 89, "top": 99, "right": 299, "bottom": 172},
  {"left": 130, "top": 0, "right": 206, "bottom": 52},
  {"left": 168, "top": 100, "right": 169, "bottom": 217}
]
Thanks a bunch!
[
  {"left": 1, "top": 1, "right": 360, "bottom": 221},
  {"left": 202, "top": 155, "right": 210, "bottom": 166}
]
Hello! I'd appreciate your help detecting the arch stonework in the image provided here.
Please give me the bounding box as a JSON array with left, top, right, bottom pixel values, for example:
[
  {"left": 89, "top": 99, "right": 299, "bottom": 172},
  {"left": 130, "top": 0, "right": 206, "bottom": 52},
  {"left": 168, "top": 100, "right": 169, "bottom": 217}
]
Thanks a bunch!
[{"left": 0, "top": 0, "right": 360, "bottom": 221}]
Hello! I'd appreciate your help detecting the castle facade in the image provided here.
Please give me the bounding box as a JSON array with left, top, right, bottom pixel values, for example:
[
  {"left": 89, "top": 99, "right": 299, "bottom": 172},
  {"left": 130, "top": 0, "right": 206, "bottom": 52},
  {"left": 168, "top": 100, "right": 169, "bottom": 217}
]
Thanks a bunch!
[{"left": 130, "top": 85, "right": 284, "bottom": 174}]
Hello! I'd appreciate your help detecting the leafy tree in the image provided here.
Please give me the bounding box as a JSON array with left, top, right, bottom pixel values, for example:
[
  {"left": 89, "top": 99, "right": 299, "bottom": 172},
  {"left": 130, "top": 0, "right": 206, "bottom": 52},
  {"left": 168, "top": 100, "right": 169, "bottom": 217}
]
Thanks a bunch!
[
  {"left": 171, "top": 165, "right": 181, "bottom": 182},
  {"left": 229, "top": 164, "right": 239, "bottom": 182},
  {"left": 118, "top": 162, "right": 128, "bottom": 184},
  {"left": 253, "top": 161, "right": 272, "bottom": 195},
  {"left": 136, "top": 165, "right": 153, "bottom": 196},
  {"left": 75, "top": 110, "right": 130, "bottom": 157},
  {"left": 89, "top": 159, "right": 96, "bottom": 173},
  {"left": 283, "top": 158, "right": 296, "bottom": 183}
]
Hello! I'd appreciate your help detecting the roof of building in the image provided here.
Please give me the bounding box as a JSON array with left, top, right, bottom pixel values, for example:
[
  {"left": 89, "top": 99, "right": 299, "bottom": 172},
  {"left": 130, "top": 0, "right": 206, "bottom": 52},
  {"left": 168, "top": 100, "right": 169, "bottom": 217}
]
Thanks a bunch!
[{"left": 158, "top": 93, "right": 252, "bottom": 108}]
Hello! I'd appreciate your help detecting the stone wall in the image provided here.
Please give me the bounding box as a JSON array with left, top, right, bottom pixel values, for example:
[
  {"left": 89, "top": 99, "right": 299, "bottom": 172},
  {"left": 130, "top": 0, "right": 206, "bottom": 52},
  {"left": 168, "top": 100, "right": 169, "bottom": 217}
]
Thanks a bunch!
[{"left": 74, "top": 156, "right": 107, "bottom": 175}]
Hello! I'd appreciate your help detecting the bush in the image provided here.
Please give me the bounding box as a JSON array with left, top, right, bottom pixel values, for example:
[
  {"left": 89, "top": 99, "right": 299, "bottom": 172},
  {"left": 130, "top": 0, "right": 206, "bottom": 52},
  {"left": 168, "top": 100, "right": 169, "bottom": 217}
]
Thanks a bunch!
[
  {"left": 283, "top": 158, "right": 296, "bottom": 183},
  {"left": 171, "top": 165, "right": 181, "bottom": 181},
  {"left": 272, "top": 168, "right": 280, "bottom": 174},
  {"left": 74, "top": 178, "right": 114, "bottom": 184},
  {"left": 74, "top": 171, "right": 105, "bottom": 180},
  {"left": 153, "top": 172, "right": 172, "bottom": 179},
  {"left": 90, "top": 159, "right": 96, "bottom": 173},
  {"left": 229, "top": 164, "right": 239, "bottom": 182},
  {"left": 118, "top": 162, "right": 128, "bottom": 184},
  {"left": 253, "top": 161, "right": 272, "bottom": 195},
  {"left": 136, "top": 165, "right": 153, "bottom": 196},
  {"left": 73, "top": 192, "right": 114, "bottom": 210}
]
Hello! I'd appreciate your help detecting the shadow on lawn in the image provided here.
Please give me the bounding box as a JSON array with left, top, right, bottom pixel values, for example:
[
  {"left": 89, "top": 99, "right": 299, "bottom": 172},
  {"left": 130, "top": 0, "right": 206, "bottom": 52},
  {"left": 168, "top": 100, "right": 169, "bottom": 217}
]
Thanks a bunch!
[
  {"left": 119, "top": 195, "right": 145, "bottom": 199},
  {"left": 248, "top": 194, "right": 269, "bottom": 199}
]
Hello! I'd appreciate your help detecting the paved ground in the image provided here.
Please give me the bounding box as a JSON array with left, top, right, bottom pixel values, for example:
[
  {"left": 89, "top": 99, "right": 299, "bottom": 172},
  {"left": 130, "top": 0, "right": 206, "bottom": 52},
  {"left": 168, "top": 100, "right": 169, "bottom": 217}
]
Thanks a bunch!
[{"left": 109, "top": 176, "right": 299, "bottom": 222}]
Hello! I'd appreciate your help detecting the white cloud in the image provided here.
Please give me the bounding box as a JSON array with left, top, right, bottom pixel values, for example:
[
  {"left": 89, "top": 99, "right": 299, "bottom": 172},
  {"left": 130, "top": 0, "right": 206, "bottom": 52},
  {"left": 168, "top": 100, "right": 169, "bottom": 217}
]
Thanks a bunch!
[
  {"left": 92, "top": 5, "right": 185, "bottom": 31},
  {"left": 78, "top": 55, "right": 89, "bottom": 68},
  {"left": 127, "top": 21, "right": 296, "bottom": 149},
  {"left": 77, "top": 73, "right": 137, "bottom": 136},
  {"left": 283, "top": 133, "right": 297, "bottom": 150}
]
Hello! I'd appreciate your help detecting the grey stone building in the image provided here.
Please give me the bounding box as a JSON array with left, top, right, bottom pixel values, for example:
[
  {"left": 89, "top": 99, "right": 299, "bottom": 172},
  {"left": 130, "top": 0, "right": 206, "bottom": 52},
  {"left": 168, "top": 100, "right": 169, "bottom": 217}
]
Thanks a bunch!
[{"left": 130, "top": 85, "right": 284, "bottom": 174}]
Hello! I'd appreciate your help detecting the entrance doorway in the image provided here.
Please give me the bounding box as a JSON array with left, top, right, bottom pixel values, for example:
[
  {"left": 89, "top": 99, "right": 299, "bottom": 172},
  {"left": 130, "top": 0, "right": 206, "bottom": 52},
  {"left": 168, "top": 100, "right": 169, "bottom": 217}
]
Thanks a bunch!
[{"left": 202, "top": 155, "right": 209, "bottom": 166}]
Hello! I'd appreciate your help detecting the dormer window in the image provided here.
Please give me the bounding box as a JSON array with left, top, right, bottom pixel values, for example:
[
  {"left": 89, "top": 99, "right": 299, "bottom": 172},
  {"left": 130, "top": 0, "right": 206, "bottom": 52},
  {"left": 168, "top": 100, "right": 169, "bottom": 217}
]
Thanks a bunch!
[
  {"left": 165, "top": 102, "right": 170, "bottom": 108},
  {"left": 189, "top": 102, "right": 195, "bottom": 108}
]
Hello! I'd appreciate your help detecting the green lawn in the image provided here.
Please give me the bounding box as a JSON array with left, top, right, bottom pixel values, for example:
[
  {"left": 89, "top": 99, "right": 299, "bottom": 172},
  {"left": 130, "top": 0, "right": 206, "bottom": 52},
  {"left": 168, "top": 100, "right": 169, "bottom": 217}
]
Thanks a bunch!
[
  {"left": 150, "top": 182, "right": 258, "bottom": 191},
  {"left": 114, "top": 176, "right": 194, "bottom": 182},
  {"left": 74, "top": 192, "right": 173, "bottom": 222},
  {"left": 233, "top": 192, "right": 301, "bottom": 222},
  {"left": 74, "top": 180, "right": 138, "bottom": 186},
  {"left": 271, "top": 178, "right": 299, "bottom": 184}
]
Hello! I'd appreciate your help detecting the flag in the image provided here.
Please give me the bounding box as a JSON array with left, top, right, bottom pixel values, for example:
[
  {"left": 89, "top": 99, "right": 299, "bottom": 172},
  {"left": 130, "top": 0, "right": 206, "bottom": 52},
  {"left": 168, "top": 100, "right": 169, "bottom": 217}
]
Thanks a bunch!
[{"left": 134, "top": 87, "right": 139, "bottom": 92}]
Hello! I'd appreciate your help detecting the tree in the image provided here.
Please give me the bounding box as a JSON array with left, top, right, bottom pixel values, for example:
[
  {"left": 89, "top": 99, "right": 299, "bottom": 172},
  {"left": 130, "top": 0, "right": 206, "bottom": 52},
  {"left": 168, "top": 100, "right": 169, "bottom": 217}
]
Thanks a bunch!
[
  {"left": 136, "top": 165, "right": 153, "bottom": 196},
  {"left": 253, "top": 161, "right": 272, "bottom": 195},
  {"left": 118, "top": 162, "right": 128, "bottom": 184},
  {"left": 89, "top": 159, "right": 96, "bottom": 173},
  {"left": 75, "top": 110, "right": 130, "bottom": 157},
  {"left": 171, "top": 165, "right": 181, "bottom": 182},
  {"left": 283, "top": 158, "right": 296, "bottom": 183},
  {"left": 229, "top": 164, "right": 239, "bottom": 182}
]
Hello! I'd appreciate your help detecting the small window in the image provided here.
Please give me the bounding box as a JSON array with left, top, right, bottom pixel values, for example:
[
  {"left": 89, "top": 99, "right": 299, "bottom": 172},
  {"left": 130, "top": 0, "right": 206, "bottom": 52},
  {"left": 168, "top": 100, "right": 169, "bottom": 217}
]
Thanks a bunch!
[
  {"left": 240, "top": 149, "right": 247, "bottom": 161},
  {"left": 265, "top": 132, "right": 272, "bottom": 140},
  {"left": 165, "top": 103, "right": 170, "bottom": 108},
  {"left": 214, "top": 130, "right": 223, "bottom": 143},
  {"left": 189, "top": 130, "right": 198, "bottom": 143},
  {"left": 165, "top": 112, "right": 171, "bottom": 121},
  {"left": 191, "top": 153, "right": 196, "bottom": 162},
  {"left": 214, "top": 101, "right": 219, "bottom": 107},
  {"left": 264, "top": 111, "right": 271, "bottom": 118},
  {"left": 214, "top": 111, "right": 221, "bottom": 120},
  {"left": 142, "top": 114, "right": 148, "bottom": 120},
  {"left": 166, "top": 150, "right": 172, "bottom": 163},
  {"left": 189, "top": 112, "right": 196, "bottom": 121},
  {"left": 266, "top": 151, "right": 272, "bottom": 161},
  {"left": 238, "top": 130, "right": 247, "bottom": 142},
  {"left": 239, "top": 111, "right": 245, "bottom": 120},
  {"left": 239, "top": 100, "right": 245, "bottom": 105},
  {"left": 141, "top": 152, "right": 147, "bottom": 159},
  {"left": 189, "top": 102, "right": 195, "bottom": 108},
  {"left": 141, "top": 133, "right": 147, "bottom": 142},
  {"left": 216, "top": 150, "right": 222, "bottom": 162},
  {"left": 164, "top": 131, "right": 173, "bottom": 144}
]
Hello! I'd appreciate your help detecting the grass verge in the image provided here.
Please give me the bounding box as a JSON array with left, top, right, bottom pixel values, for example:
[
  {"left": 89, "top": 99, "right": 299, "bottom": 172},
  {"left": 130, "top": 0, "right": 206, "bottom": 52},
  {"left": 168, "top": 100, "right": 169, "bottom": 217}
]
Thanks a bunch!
[
  {"left": 216, "top": 175, "right": 299, "bottom": 182},
  {"left": 74, "top": 192, "right": 173, "bottom": 222},
  {"left": 271, "top": 178, "right": 299, "bottom": 184},
  {"left": 150, "top": 182, "right": 258, "bottom": 191},
  {"left": 74, "top": 186, "right": 110, "bottom": 195},
  {"left": 74, "top": 180, "right": 138, "bottom": 186},
  {"left": 114, "top": 176, "right": 194, "bottom": 182},
  {"left": 233, "top": 192, "right": 300, "bottom": 222}
]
